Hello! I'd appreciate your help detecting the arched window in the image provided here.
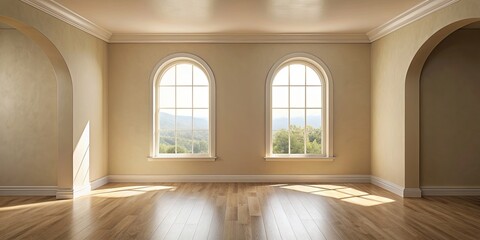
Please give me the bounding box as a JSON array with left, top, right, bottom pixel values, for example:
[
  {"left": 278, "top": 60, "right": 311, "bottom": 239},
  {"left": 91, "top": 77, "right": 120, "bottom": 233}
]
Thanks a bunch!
[
  {"left": 266, "top": 54, "right": 333, "bottom": 159},
  {"left": 151, "top": 54, "right": 215, "bottom": 159}
]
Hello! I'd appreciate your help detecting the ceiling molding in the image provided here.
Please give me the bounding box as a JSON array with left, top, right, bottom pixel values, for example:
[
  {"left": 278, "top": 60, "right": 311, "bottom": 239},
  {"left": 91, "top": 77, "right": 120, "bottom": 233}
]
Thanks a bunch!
[
  {"left": 367, "top": 0, "right": 460, "bottom": 42},
  {"left": 109, "top": 33, "right": 370, "bottom": 44},
  {"left": 21, "top": 0, "right": 112, "bottom": 41},
  {"left": 20, "top": 0, "right": 459, "bottom": 44}
]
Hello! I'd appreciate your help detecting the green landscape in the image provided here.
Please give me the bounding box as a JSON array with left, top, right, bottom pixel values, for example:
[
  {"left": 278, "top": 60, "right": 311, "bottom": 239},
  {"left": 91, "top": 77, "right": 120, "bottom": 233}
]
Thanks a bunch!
[{"left": 273, "top": 125, "right": 322, "bottom": 154}]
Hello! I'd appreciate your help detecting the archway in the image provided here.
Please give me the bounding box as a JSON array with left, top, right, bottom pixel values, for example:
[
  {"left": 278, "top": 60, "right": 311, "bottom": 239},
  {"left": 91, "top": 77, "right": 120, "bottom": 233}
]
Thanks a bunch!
[
  {"left": 0, "top": 16, "right": 73, "bottom": 199},
  {"left": 404, "top": 18, "right": 480, "bottom": 193}
]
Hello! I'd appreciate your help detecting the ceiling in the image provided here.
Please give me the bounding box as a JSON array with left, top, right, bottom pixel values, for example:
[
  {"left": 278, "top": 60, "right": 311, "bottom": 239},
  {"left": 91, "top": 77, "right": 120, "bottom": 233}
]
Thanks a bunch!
[
  {"left": 20, "top": 0, "right": 459, "bottom": 42},
  {"left": 55, "top": 0, "right": 422, "bottom": 34}
]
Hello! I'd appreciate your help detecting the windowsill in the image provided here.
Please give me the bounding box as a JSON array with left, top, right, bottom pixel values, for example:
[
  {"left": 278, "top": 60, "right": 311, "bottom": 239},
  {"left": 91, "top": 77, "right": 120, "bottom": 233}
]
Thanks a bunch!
[
  {"left": 264, "top": 155, "right": 335, "bottom": 162},
  {"left": 148, "top": 156, "right": 217, "bottom": 162}
]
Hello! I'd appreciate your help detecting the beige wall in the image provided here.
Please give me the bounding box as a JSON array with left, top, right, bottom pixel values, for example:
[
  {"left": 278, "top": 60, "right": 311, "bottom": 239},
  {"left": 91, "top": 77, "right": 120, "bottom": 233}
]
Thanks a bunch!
[
  {"left": 371, "top": 0, "right": 480, "bottom": 188},
  {"left": 0, "top": 29, "right": 57, "bottom": 186},
  {"left": 108, "top": 43, "right": 371, "bottom": 175},
  {"left": 420, "top": 29, "right": 480, "bottom": 187},
  {"left": 0, "top": 0, "right": 109, "bottom": 186}
]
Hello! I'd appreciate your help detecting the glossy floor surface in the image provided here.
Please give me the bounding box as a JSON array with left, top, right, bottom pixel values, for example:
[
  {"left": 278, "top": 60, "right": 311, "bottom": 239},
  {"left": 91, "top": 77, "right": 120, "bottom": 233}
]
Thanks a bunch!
[{"left": 0, "top": 183, "right": 479, "bottom": 240}]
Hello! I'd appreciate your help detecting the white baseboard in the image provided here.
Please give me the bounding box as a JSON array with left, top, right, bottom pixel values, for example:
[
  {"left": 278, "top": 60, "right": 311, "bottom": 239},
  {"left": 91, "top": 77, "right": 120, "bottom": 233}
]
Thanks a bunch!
[
  {"left": 0, "top": 186, "right": 57, "bottom": 196},
  {"left": 108, "top": 174, "right": 371, "bottom": 183},
  {"left": 91, "top": 176, "right": 109, "bottom": 189},
  {"left": 422, "top": 186, "right": 480, "bottom": 196},
  {"left": 370, "top": 176, "right": 421, "bottom": 197},
  {"left": 404, "top": 188, "right": 422, "bottom": 197},
  {"left": 56, "top": 188, "right": 73, "bottom": 199}
]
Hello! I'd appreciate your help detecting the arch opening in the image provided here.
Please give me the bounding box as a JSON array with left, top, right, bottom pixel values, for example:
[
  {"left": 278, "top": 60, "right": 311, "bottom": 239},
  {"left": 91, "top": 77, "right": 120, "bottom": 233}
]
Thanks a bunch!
[
  {"left": 404, "top": 18, "right": 480, "bottom": 191},
  {"left": 0, "top": 16, "right": 74, "bottom": 198}
]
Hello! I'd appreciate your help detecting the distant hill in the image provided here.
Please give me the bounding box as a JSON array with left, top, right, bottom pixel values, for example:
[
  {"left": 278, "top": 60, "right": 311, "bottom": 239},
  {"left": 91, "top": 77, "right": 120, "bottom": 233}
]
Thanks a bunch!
[
  {"left": 159, "top": 112, "right": 208, "bottom": 129},
  {"left": 273, "top": 115, "right": 321, "bottom": 130}
]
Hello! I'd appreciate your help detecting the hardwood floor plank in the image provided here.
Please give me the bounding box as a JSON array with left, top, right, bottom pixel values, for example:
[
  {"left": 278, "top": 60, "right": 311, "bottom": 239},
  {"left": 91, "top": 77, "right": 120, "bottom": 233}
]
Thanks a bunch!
[{"left": 0, "top": 183, "right": 479, "bottom": 240}]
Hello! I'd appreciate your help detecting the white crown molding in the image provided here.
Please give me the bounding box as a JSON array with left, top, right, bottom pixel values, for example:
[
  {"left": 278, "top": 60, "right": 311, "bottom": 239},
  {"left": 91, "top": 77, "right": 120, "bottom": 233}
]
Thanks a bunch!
[
  {"left": 367, "top": 0, "right": 460, "bottom": 42},
  {"left": 109, "top": 174, "right": 371, "bottom": 183},
  {"left": 20, "top": 0, "right": 459, "bottom": 44},
  {"left": 21, "top": 0, "right": 112, "bottom": 41},
  {"left": 0, "top": 186, "right": 57, "bottom": 196},
  {"left": 109, "top": 33, "right": 370, "bottom": 44},
  {"left": 422, "top": 186, "right": 480, "bottom": 196}
]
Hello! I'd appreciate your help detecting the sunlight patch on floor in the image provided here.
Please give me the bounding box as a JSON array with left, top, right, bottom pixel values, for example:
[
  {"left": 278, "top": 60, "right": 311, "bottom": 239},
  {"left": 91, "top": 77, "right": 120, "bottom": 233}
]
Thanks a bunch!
[
  {"left": 279, "top": 184, "right": 395, "bottom": 207},
  {"left": 0, "top": 199, "right": 67, "bottom": 212},
  {"left": 91, "top": 185, "right": 176, "bottom": 198}
]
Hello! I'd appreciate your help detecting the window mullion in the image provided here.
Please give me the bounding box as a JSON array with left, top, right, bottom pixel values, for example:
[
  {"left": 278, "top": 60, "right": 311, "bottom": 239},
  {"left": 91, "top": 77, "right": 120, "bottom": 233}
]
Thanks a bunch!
[
  {"left": 191, "top": 64, "right": 194, "bottom": 154},
  {"left": 174, "top": 65, "right": 178, "bottom": 154},
  {"left": 288, "top": 65, "right": 291, "bottom": 155},
  {"left": 304, "top": 65, "right": 307, "bottom": 155}
]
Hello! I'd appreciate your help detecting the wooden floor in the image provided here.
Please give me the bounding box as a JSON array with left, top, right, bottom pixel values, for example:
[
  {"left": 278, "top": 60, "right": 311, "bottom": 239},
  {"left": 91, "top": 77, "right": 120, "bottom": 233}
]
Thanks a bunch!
[{"left": 0, "top": 183, "right": 479, "bottom": 240}]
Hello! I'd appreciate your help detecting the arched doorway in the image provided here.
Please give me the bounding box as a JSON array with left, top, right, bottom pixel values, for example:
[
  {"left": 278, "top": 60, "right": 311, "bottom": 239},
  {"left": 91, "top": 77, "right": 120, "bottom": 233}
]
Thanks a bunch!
[
  {"left": 0, "top": 16, "right": 74, "bottom": 199},
  {"left": 405, "top": 18, "right": 480, "bottom": 195}
]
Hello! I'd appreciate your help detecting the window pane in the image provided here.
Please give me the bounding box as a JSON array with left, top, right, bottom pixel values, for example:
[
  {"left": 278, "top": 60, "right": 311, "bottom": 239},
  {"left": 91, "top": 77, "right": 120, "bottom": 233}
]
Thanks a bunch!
[
  {"left": 290, "top": 109, "right": 305, "bottom": 154},
  {"left": 290, "top": 64, "right": 305, "bottom": 85},
  {"left": 306, "top": 109, "right": 322, "bottom": 129},
  {"left": 272, "top": 109, "right": 288, "bottom": 131},
  {"left": 159, "top": 129, "right": 175, "bottom": 154},
  {"left": 290, "top": 86, "right": 305, "bottom": 108},
  {"left": 272, "top": 130, "right": 289, "bottom": 154},
  {"left": 159, "top": 109, "right": 175, "bottom": 129},
  {"left": 176, "top": 86, "right": 192, "bottom": 108},
  {"left": 176, "top": 64, "right": 192, "bottom": 85},
  {"left": 160, "top": 67, "right": 175, "bottom": 85},
  {"left": 306, "top": 86, "right": 322, "bottom": 108},
  {"left": 176, "top": 109, "right": 192, "bottom": 130},
  {"left": 273, "top": 67, "right": 288, "bottom": 85},
  {"left": 193, "top": 109, "right": 209, "bottom": 130},
  {"left": 193, "top": 87, "right": 209, "bottom": 108},
  {"left": 193, "top": 66, "right": 208, "bottom": 85},
  {"left": 272, "top": 86, "right": 288, "bottom": 108},
  {"left": 159, "top": 87, "right": 175, "bottom": 108},
  {"left": 290, "top": 109, "right": 305, "bottom": 128},
  {"left": 307, "top": 108, "right": 323, "bottom": 155},
  {"left": 177, "top": 130, "right": 193, "bottom": 154},
  {"left": 306, "top": 66, "right": 321, "bottom": 86},
  {"left": 193, "top": 130, "right": 209, "bottom": 154}
]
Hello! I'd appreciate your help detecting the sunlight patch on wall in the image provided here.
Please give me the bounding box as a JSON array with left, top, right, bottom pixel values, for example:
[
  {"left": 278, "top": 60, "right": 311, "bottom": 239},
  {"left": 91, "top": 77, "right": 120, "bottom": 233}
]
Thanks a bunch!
[{"left": 73, "top": 122, "right": 90, "bottom": 189}]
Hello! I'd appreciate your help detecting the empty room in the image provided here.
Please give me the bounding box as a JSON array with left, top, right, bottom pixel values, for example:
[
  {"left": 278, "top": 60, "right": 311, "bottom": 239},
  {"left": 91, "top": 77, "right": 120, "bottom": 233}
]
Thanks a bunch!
[{"left": 1, "top": 0, "right": 479, "bottom": 239}]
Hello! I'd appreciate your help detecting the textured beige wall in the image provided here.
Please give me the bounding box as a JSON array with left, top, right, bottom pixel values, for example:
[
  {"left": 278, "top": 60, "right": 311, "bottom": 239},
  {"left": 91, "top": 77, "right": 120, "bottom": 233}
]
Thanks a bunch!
[
  {"left": 420, "top": 29, "right": 480, "bottom": 187},
  {"left": 0, "top": 29, "right": 57, "bottom": 186},
  {"left": 108, "top": 43, "right": 371, "bottom": 175},
  {"left": 371, "top": 0, "right": 480, "bottom": 187},
  {"left": 0, "top": 0, "right": 108, "bottom": 185}
]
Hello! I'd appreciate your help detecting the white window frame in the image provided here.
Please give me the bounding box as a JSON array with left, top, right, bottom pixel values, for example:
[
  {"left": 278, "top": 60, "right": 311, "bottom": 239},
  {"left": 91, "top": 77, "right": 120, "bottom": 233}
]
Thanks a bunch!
[
  {"left": 265, "top": 53, "right": 334, "bottom": 161},
  {"left": 149, "top": 53, "right": 216, "bottom": 161}
]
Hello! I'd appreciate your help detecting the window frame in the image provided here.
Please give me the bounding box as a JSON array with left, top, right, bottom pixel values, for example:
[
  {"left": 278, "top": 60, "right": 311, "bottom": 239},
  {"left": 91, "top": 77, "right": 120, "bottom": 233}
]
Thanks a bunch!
[
  {"left": 149, "top": 53, "right": 216, "bottom": 160},
  {"left": 265, "top": 53, "right": 334, "bottom": 160}
]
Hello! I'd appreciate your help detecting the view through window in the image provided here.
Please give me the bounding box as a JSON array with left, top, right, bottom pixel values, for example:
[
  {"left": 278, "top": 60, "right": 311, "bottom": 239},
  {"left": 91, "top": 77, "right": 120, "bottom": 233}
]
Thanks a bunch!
[
  {"left": 156, "top": 62, "right": 210, "bottom": 155},
  {"left": 271, "top": 63, "right": 324, "bottom": 155}
]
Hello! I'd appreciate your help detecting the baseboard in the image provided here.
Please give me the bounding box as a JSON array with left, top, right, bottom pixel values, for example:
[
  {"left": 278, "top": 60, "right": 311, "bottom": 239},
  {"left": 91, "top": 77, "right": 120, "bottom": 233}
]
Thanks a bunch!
[
  {"left": 370, "top": 176, "right": 421, "bottom": 197},
  {"left": 91, "top": 176, "right": 109, "bottom": 190},
  {"left": 108, "top": 174, "right": 371, "bottom": 183},
  {"left": 404, "top": 188, "right": 422, "bottom": 197},
  {"left": 56, "top": 188, "right": 73, "bottom": 199},
  {"left": 0, "top": 186, "right": 57, "bottom": 196},
  {"left": 422, "top": 186, "right": 480, "bottom": 196}
]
